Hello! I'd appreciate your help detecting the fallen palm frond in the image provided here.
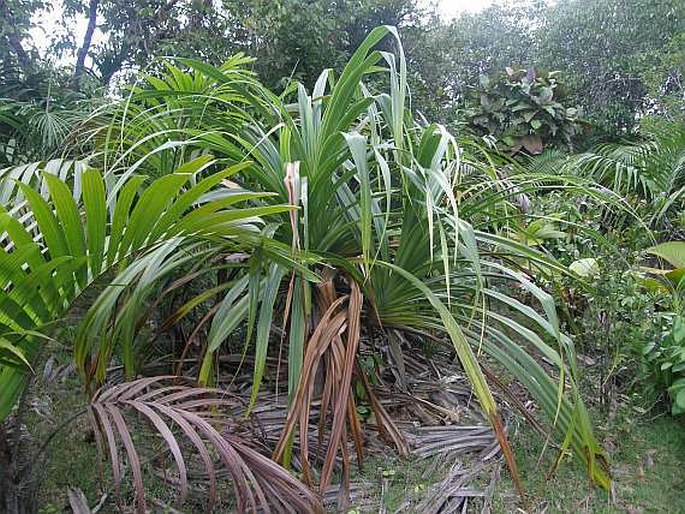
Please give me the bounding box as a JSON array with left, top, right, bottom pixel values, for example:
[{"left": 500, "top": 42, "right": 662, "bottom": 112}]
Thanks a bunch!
[
  {"left": 405, "top": 426, "right": 497, "bottom": 459},
  {"left": 89, "top": 376, "right": 322, "bottom": 513},
  {"left": 417, "top": 460, "right": 494, "bottom": 514}
]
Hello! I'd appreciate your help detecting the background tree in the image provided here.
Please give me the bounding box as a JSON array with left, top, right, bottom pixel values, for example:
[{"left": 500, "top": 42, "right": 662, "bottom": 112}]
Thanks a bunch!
[
  {"left": 408, "top": 0, "right": 684, "bottom": 137},
  {"left": 0, "top": 0, "right": 45, "bottom": 75},
  {"left": 52, "top": 0, "right": 426, "bottom": 91},
  {"left": 536, "top": 0, "right": 685, "bottom": 137}
]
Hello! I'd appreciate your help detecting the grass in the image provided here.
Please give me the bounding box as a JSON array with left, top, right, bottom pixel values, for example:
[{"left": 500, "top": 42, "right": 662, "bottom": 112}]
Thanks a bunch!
[
  {"left": 493, "top": 411, "right": 685, "bottom": 513},
  {"left": 350, "top": 453, "right": 444, "bottom": 511},
  {"left": 29, "top": 376, "right": 101, "bottom": 513},
  {"left": 24, "top": 348, "right": 685, "bottom": 513},
  {"left": 343, "top": 404, "right": 685, "bottom": 513}
]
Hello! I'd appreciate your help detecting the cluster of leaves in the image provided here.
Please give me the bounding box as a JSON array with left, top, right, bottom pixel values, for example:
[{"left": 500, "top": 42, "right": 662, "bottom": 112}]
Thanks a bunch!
[
  {"left": 408, "top": 0, "right": 544, "bottom": 120},
  {"left": 640, "top": 242, "right": 685, "bottom": 414},
  {"left": 0, "top": 0, "right": 46, "bottom": 72},
  {"left": 512, "top": 188, "right": 646, "bottom": 399},
  {"left": 644, "top": 314, "right": 685, "bottom": 415},
  {"left": 0, "top": 80, "right": 94, "bottom": 166},
  {"left": 519, "top": 167, "right": 684, "bottom": 418},
  {"left": 236, "top": 0, "right": 424, "bottom": 90},
  {"left": 465, "top": 67, "right": 583, "bottom": 155},
  {"left": 527, "top": 122, "right": 685, "bottom": 232}
]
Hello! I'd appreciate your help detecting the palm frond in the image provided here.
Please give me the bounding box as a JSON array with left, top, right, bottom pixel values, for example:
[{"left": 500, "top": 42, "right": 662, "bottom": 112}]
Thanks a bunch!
[
  {"left": 90, "top": 376, "right": 322, "bottom": 513},
  {"left": 0, "top": 158, "right": 291, "bottom": 418}
]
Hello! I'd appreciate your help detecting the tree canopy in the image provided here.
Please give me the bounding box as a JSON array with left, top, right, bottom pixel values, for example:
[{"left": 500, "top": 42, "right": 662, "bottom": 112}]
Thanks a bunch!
[{"left": 2, "top": 0, "right": 683, "bottom": 140}]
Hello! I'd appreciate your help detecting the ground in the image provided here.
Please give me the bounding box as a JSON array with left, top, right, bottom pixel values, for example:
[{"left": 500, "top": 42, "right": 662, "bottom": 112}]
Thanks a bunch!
[
  {"left": 493, "top": 412, "right": 685, "bottom": 513},
  {"left": 30, "top": 372, "right": 685, "bottom": 513}
]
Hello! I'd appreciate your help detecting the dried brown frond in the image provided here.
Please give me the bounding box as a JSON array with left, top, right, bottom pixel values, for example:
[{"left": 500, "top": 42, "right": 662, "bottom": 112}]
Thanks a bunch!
[{"left": 90, "top": 376, "right": 322, "bottom": 513}]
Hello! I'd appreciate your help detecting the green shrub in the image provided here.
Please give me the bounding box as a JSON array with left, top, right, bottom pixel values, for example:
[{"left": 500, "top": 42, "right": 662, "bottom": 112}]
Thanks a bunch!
[
  {"left": 465, "top": 67, "right": 583, "bottom": 155},
  {"left": 643, "top": 314, "right": 685, "bottom": 414}
]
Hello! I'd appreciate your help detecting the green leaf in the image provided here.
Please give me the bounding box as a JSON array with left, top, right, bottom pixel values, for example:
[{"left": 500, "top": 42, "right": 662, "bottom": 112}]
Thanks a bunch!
[
  {"left": 674, "top": 388, "right": 685, "bottom": 411},
  {"left": 248, "top": 264, "right": 285, "bottom": 411},
  {"left": 569, "top": 258, "right": 599, "bottom": 278},
  {"left": 0, "top": 337, "right": 33, "bottom": 371},
  {"left": 82, "top": 170, "right": 107, "bottom": 275},
  {"left": 647, "top": 241, "right": 685, "bottom": 269}
]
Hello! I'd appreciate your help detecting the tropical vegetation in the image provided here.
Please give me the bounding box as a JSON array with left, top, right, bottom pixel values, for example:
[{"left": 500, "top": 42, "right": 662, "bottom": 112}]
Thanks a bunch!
[{"left": 0, "top": 1, "right": 683, "bottom": 512}]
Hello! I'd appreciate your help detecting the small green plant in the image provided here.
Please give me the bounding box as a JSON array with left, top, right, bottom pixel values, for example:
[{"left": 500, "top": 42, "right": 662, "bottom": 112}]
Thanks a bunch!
[
  {"left": 643, "top": 314, "right": 685, "bottom": 415},
  {"left": 639, "top": 241, "right": 685, "bottom": 414}
]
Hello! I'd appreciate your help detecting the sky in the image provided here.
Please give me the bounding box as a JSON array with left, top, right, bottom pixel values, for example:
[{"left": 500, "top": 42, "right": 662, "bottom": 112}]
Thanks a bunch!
[{"left": 432, "top": 0, "right": 495, "bottom": 17}]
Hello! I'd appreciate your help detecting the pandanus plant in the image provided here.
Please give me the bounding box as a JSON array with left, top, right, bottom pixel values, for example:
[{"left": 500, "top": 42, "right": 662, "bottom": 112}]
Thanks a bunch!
[{"left": 0, "top": 26, "right": 609, "bottom": 511}]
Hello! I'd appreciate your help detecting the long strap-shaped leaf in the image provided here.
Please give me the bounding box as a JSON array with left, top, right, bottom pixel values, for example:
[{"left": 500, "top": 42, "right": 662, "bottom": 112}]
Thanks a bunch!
[{"left": 376, "top": 261, "right": 526, "bottom": 500}]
